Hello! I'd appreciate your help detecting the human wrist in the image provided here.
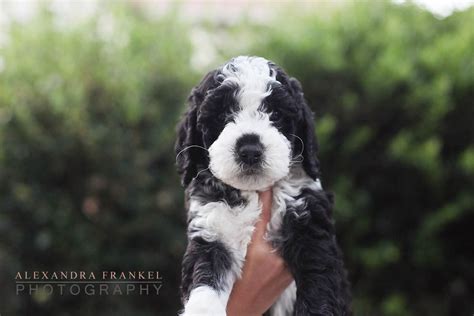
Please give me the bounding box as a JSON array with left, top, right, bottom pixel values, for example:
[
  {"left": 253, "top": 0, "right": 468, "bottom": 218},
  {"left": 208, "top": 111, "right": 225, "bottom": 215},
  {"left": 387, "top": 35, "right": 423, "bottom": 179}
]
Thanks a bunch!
[
  {"left": 227, "top": 290, "right": 263, "bottom": 316},
  {"left": 226, "top": 303, "right": 261, "bottom": 316}
]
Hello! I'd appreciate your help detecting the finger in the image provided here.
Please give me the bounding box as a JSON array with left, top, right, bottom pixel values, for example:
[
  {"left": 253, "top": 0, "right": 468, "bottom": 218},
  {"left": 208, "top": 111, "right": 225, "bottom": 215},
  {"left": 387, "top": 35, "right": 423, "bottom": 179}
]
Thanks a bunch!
[
  {"left": 253, "top": 189, "right": 273, "bottom": 239},
  {"left": 259, "top": 189, "right": 272, "bottom": 216}
]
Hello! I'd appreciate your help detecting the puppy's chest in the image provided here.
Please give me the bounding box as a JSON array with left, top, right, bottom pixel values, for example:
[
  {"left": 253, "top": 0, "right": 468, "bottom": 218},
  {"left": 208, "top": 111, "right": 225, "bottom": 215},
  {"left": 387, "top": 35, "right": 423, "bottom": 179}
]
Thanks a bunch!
[
  {"left": 188, "top": 189, "right": 290, "bottom": 261},
  {"left": 187, "top": 170, "right": 320, "bottom": 270}
]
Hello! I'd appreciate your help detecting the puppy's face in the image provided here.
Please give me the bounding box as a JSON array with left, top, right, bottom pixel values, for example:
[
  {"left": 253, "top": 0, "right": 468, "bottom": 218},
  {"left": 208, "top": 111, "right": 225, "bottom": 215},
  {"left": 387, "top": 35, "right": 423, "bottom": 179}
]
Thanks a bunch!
[
  {"left": 204, "top": 58, "right": 295, "bottom": 190},
  {"left": 176, "top": 56, "right": 319, "bottom": 190}
]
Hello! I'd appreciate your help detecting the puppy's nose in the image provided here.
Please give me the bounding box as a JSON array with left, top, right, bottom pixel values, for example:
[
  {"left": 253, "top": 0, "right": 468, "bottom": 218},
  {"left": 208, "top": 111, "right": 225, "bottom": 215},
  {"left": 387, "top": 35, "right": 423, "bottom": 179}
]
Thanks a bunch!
[
  {"left": 236, "top": 134, "right": 264, "bottom": 166},
  {"left": 238, "top": 144, "right": 263, "bottom": 165}
]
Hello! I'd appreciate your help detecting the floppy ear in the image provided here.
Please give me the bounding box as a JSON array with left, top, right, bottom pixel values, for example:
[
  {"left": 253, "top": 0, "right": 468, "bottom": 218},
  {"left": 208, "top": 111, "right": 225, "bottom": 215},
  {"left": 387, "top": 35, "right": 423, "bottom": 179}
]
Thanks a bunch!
[
  {"left": 175, "top": 70, "right": 218, "bottom": 187},
  {"left": 290, "top": 77, "right": 321, "bottom": 180}
]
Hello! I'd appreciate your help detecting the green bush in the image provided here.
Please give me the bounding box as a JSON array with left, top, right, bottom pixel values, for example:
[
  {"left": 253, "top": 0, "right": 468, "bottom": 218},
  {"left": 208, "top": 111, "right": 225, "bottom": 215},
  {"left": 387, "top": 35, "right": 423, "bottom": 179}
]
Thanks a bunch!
[
  {"left": 0, "top": 5, "right": 196, "bottom": 315},
  {"left": 0, "top": 2, "right": 473, "bottom": 315}
]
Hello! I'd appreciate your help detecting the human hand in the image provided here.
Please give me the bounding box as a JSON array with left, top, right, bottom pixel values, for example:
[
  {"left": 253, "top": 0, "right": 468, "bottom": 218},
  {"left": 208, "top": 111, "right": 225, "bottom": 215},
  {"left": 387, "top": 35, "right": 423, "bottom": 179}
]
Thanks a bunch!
[{"left": 226, "top": 189, "right": 294, "bottom": 316}]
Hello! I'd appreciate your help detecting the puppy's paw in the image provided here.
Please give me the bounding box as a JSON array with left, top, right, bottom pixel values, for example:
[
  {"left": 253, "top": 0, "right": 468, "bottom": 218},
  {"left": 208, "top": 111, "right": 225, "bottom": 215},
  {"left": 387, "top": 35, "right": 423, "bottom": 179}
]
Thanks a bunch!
[{"left": 181, "top": 286, "right": 226, "bottom": 316}]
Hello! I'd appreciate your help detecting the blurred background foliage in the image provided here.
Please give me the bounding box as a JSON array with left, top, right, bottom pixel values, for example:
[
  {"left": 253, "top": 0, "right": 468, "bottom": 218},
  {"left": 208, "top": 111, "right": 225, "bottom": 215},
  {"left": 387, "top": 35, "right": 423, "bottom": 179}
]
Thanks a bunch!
[{"left": 0, "top": 1, "right": 473, "bottom": 315}]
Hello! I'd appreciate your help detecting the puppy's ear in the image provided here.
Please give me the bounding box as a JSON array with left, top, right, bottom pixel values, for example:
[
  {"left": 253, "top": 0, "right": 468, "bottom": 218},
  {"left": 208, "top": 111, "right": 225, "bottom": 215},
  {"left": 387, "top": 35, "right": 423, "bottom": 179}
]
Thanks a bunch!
[
  {"left": 175, "top": 70, "right": 219, "bottom": 187},
  {"left": 290, "top": 77, "right": 321, "bottom": 180}
]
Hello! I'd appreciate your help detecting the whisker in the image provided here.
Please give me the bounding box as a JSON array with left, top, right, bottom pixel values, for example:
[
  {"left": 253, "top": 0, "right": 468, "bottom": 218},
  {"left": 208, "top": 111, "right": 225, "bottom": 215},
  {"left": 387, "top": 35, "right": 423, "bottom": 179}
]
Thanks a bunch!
[
  {"left": 290, "top": 134, "right": 305, "bottom": 159},
  {"left": 290, "top": 159, "right": 304, "bottom": 164},
  {"left": 176, "top": 145, "right": 209, "bottom": 162},
  {"left": 195, "top": 167, "right": 210, "bottom": 178},
  {"left": 290, "top": 134, "right": 305, "bottom": 164},
  {"left": 291, "top": 158, "right": 304, "bottom": 162}
]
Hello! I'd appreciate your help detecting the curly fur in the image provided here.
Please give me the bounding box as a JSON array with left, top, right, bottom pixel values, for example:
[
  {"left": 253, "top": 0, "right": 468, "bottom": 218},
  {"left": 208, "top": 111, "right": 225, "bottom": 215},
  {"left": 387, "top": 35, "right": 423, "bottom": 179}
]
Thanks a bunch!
[{"left": 175, "top": 56, "right": 351, "bottom": 315}]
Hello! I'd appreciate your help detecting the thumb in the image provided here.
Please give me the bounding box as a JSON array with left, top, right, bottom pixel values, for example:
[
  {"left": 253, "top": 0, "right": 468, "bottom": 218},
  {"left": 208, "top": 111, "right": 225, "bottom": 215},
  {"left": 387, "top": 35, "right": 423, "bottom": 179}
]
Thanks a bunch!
[{"left": 253, "top": 189, "right": 273, "bottom": 240}]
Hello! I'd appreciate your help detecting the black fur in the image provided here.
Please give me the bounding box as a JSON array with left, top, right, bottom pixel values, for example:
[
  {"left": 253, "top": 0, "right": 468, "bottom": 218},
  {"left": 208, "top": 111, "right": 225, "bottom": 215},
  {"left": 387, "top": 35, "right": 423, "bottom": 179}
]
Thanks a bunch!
[
  {"left": 187, "top": 169, "right": 246, "bottom": 208},
  {"left": 175, "top": 70, "right": 220, "bottom": 186},
  {"left": 176, "top": 57, "right": 351, "bottom": 315},
  {"left": 267, "top": 65, "right": 321, "bottom": 179},
  {"left": 180, "top": 236, "right": 232, "bottom": 302},
  {"left": 293, "top": 83, "right": 321, "bottom": 180},
  {"left": 278, "top": 189, "right": 351, "bottom": 315}
]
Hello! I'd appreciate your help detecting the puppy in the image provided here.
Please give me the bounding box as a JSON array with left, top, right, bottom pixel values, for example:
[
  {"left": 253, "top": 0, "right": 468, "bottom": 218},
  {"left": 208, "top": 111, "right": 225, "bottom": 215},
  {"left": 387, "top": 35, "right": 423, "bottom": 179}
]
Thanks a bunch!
[{"left": 175, "top": 56, "right": 351, "bottom": 315}]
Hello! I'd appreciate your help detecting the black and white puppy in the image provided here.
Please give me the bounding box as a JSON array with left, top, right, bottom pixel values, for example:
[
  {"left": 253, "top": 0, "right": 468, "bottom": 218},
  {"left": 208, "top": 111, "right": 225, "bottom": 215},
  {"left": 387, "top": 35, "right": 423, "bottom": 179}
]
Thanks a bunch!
[{"left": 176, "top": 56, "right": 351, "bottom": 315}]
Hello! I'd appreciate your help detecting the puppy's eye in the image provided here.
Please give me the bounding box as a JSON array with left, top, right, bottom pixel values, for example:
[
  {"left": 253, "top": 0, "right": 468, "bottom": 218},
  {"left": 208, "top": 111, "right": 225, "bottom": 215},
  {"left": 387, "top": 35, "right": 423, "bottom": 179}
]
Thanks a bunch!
[{"left": 272, "top": 110, "right": 282, "bottom": 120}]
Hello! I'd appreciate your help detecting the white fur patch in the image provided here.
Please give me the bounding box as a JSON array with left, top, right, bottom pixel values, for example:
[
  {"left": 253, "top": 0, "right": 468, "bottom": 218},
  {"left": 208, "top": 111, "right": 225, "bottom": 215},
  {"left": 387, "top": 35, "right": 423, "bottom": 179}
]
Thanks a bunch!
[
  {"left": 221, "top": 56, "right": 277, "bottom": 112},
  {"left": 181, "top": 286, "right": 227, "bottom": 316},
  {"left": 208, "top": 112, "right": 291, "bottom": 191},
  {"left": 189, "top": 191, "right": 261, "bottom": 274}
]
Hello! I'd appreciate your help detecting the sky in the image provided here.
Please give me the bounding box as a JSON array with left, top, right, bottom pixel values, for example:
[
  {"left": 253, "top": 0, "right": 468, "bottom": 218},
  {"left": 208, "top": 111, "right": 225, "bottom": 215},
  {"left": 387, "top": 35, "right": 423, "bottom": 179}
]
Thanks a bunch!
[
  {"left": 1, "top": 0, "right": 474, "bottom": 23},
  {"left": 397, "top": 0, "right": 474, "bottom": 16}
]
